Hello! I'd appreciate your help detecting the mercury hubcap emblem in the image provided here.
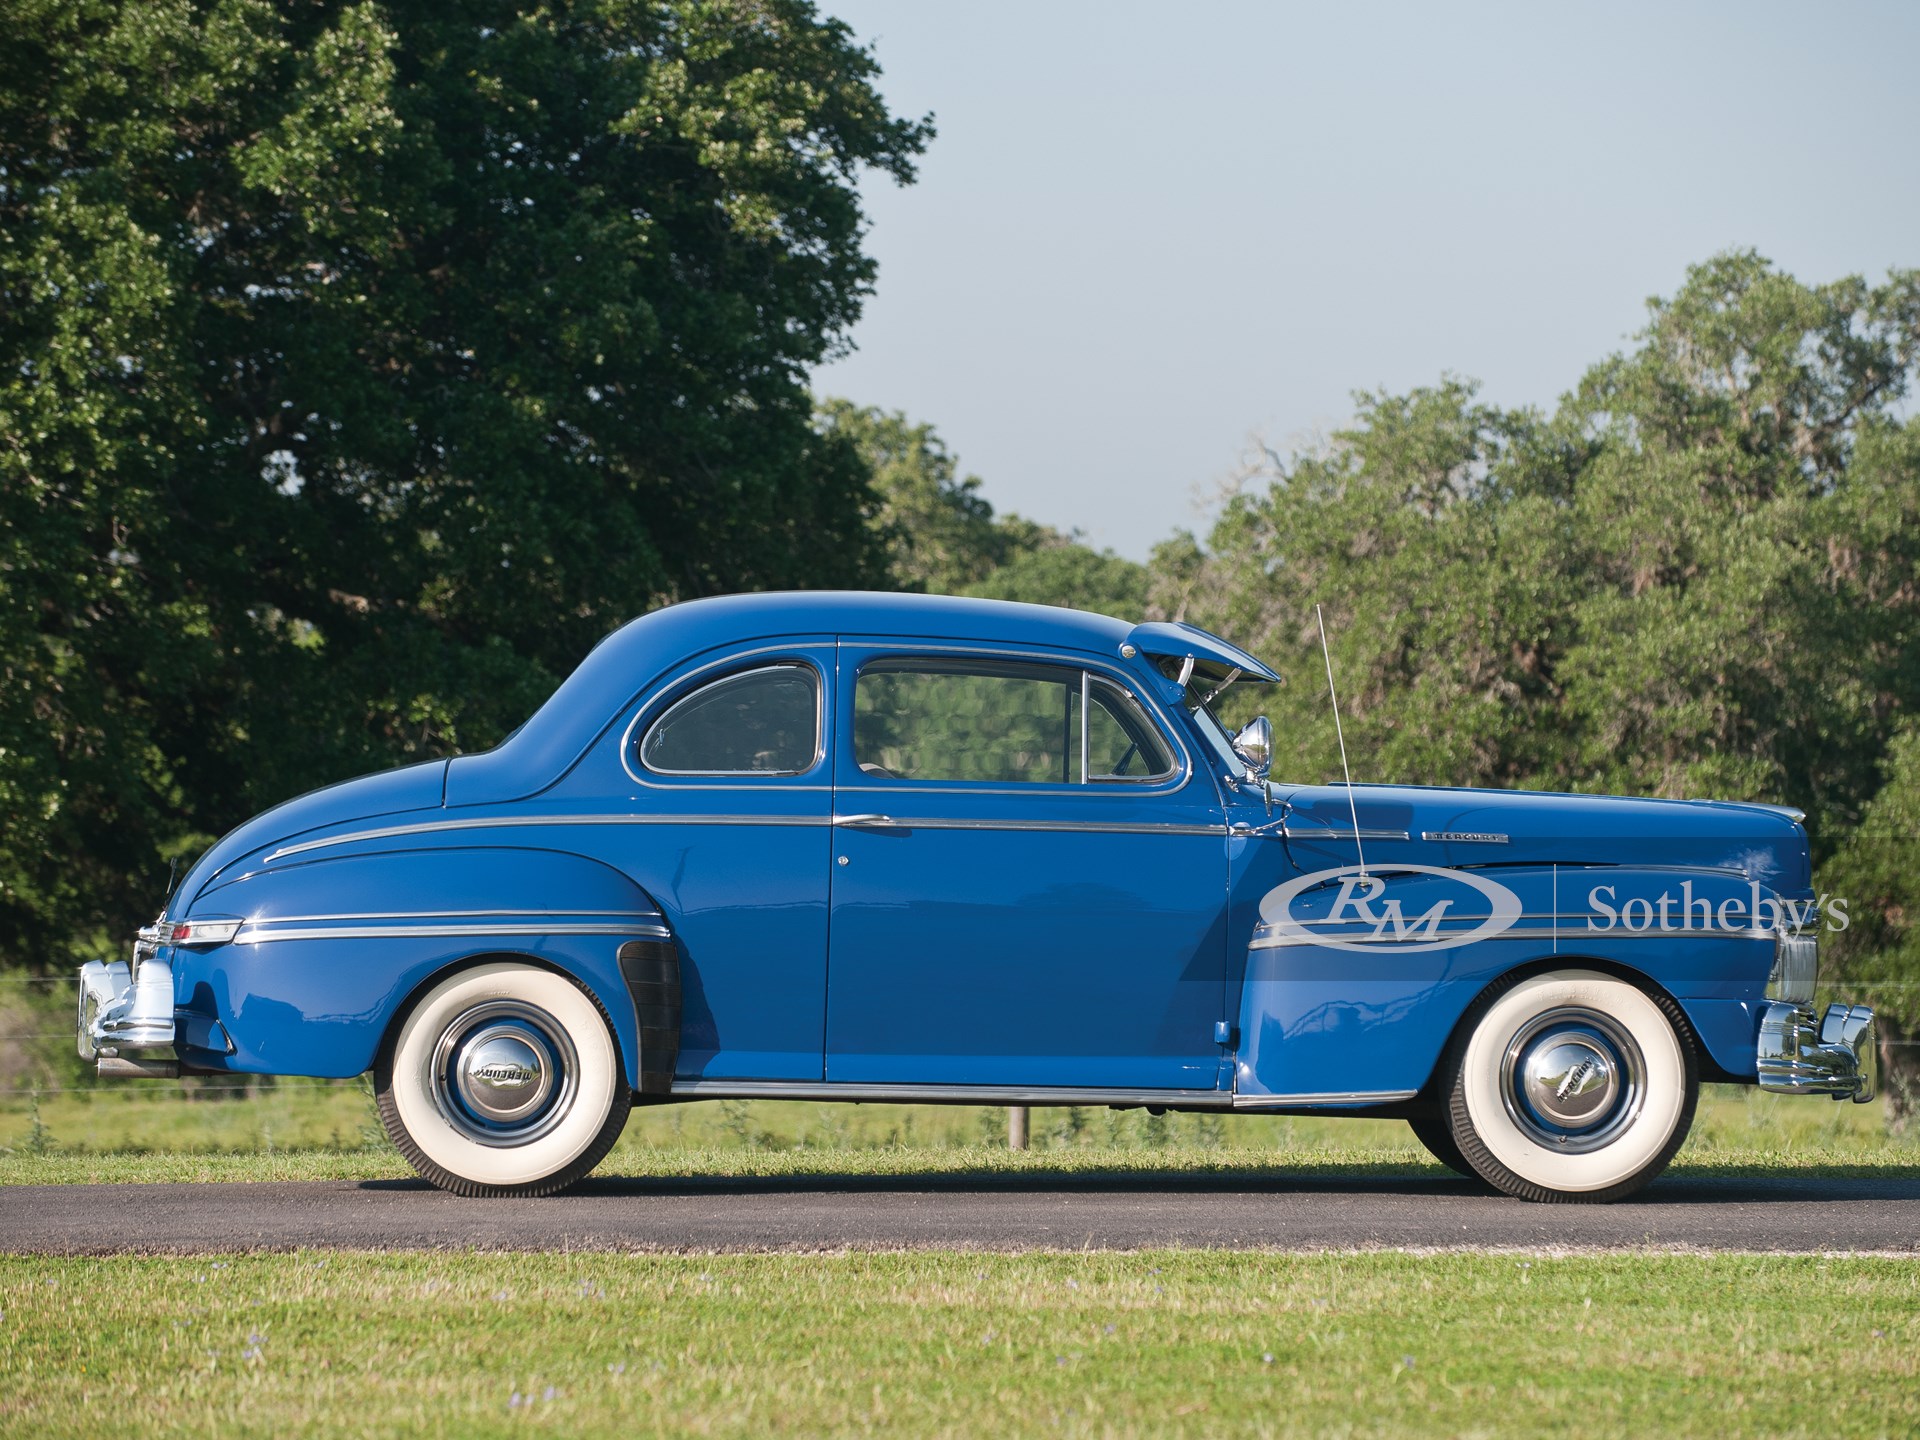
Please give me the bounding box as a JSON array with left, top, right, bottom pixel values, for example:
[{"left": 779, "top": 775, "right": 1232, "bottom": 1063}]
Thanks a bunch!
[
  {"left": 455, "top": 1029, "right": 551, "bottom": 1124},
  {"left": 1499, "top": 1006, "right": 1646, "bottom": 1155},
  {"left": 1522, "top": 1039, "right": 1616, "bottom": 1126}
]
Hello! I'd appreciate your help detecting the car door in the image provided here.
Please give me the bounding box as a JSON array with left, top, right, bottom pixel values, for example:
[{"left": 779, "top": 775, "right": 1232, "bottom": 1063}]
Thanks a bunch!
[
  {"left": 580, "top": 644, "right": 837, "bottom": 1081},
  {"left": 824, "top": 644, "right": 1231, "bottom": 1091}
]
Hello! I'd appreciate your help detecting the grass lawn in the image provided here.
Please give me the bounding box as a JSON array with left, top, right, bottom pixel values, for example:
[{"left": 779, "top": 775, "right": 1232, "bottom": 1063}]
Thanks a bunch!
[
  {"left": 0, "top": 1079, "right": 1914, "bottom": 1186},
  {"left": 3, "top": 1080, "right": 1916, "bottom": 1437},
  {"left": 2, "top": 1249, "right": 1915, "bottom": 1439}
]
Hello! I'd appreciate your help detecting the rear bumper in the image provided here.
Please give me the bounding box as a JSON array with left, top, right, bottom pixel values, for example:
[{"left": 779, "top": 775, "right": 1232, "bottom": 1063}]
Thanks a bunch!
[
  {"left": 77, "top": 953, "right": 176, "bottom": 1062},
  {"left": 1757, "top": 1001, "right": 1877, "bottom": 1101}
]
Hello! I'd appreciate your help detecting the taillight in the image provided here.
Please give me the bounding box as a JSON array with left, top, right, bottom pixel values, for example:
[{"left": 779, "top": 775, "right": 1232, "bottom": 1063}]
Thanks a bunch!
[{"left": 161, "top": 917, "right": 244, "bottom": 947}]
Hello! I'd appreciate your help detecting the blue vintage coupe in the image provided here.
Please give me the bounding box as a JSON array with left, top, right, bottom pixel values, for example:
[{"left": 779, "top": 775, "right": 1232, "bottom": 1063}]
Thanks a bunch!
[{"left": 77, "top": 593, "right": 1876, "bottom": 1200}]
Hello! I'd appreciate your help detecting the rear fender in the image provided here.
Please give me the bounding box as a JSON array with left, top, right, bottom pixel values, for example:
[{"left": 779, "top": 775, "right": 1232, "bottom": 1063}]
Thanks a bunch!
[{"left": 170, "top": 847, "right": 678, "bottom": 1089}]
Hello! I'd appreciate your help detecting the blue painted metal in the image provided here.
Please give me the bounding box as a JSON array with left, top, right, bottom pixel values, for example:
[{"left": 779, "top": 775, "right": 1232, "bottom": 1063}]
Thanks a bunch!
[
  {"left": 823, "top": 640, "right": 1229, "bottom": 1089},
  {"left": 149, "top": 591, "right": 1806, "bottom": 1110}
]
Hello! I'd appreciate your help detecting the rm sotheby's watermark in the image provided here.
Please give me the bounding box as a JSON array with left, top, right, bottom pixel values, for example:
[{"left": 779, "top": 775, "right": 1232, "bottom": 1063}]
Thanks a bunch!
[
  {"left": 1258, "top": 867, "right": 1850, "bottom": 954},
  {"left": 1586, "top": 881, "right": 1848, "bottom": 935}
]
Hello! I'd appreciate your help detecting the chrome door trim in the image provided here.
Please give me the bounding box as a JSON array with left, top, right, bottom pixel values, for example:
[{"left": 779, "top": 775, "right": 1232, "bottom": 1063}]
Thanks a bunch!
[
  {"left": 834, "top": 816, "right": 1228, "bottom": 837},
  {"left": 667, "top": 1079, "right": 1234, "bottom": 1108},
  {"left": 663, "top": 1079, "right": 1420, "bottom": 1109}
]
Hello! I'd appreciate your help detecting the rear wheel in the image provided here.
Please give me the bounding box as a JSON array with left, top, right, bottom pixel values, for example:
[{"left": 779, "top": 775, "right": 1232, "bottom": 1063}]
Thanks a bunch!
[
  {"left": 376, "top": 962, "right": 631, "bottom": 1197},
  {"left": 1444, "top": 969, "right": 1697, "bottom": 1203},
  {"left": 1406, "top": 1115, "right": 1475, "bottom": 1178}
]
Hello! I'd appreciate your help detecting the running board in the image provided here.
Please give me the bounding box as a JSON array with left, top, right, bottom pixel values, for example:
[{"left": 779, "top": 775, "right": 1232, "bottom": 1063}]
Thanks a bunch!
[{"left": 663, "top": 1080, "right": 1417, "bottom": 1110}]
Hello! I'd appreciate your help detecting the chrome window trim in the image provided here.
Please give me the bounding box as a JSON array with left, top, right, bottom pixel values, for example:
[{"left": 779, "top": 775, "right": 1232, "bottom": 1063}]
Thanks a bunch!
[
  {"left": 840, "top": 643, "right": 1195, "bottom": 798},
  {"left": 1084, "top": 674, "right": 1179, "bottom": 783},
  {"left": 617, "top": 642, "right": 837, "bottom": 791},
  {"left": 636, "top": 661, "right": 825, "bottom": 780}
]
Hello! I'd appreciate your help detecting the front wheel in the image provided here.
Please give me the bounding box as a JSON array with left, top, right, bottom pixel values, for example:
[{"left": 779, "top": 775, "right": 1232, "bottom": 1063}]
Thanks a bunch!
[
  {"left": 376, "top": 962, "right": 631, "bottom": 1197},
  {"left": 1444, "top": 969, "right": 1697, "bottom": 1203}
]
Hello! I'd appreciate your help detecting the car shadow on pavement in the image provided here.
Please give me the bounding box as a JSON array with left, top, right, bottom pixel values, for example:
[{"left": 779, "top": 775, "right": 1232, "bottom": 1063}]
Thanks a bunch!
[{"left": 352, "top": 1167, "right": 1920, "bottom": 1203}]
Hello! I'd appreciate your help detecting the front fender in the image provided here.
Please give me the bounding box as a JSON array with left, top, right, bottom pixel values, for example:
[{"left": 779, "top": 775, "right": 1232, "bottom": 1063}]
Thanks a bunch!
[
  {"left": 170, "top": 847, "right": 674, "bottom": 1088},
  {"left": 1234, "top": 864, "right": 1799, "bottom": 1099}
]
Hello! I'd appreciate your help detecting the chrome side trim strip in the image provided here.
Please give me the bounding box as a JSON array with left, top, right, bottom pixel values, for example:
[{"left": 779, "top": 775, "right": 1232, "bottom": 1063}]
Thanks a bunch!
[
  {"left": 667, "top": 1080, "right": 1234, "bottom": 1108},
  {"left": 835, "top": 816, "right": 1227, "bottom": 837},
  {"left": 266, "top": 813, "right": 828, "bottom": 861},
  {"left": 1249, "top": 924, "right": 1776, "bottom": 950},
  {"left": 269, "top": 810, "right": 1232, "bottom": 861},
  {"left": 1231, "top": 1089, "right": 1418, "bottom": 1108},
  {"left": 239, "top": 908, "right": 667, "bottom": 924},
  {"left": 1283, "top": 826, "right": 1413, "bottom": 842},
  {"left": 235, "top": 922, "right": 672, "bottom": 943}
]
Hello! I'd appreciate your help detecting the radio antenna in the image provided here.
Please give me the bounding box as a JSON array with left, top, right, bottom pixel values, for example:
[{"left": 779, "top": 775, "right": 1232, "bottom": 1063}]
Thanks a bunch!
[{"left": 1315, "top": 603, "right": 1366, "bottom": 876}]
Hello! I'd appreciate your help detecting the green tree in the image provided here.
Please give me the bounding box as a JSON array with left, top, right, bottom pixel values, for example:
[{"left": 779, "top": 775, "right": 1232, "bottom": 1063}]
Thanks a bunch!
[
  {"left": 818, "top": 397, "right": 1148, "bottom": 613},
  {"left": 961, "top": 541, "right": 1148, "bottom": 618},
  {"left": 816, "top": 399, "right": 1031, "bottom": 593},
  {"left": 0, "top": 0, "right": 928, "bottom": 966},
  {"left": 1150, "top": 378, "right": 1580, "bottom": 790},
  {"left": 1162, "top": 254, "right": 1920, "bottom": 839},
  {"left": 1555, "top": 252, "right": 1920, "bottom": 832},
  {"left": 1818, "top": 726, "right": 1920, "bottom": 1126}
]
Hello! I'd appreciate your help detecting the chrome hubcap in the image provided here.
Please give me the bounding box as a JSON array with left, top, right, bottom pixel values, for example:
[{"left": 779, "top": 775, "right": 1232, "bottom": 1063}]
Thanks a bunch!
[
  {"left": 1501, "top": 1007, "right": 1644, "bottom": 1153},
  {"left": 430, "top": 1001, "right": 577, "bottom": 1147}
]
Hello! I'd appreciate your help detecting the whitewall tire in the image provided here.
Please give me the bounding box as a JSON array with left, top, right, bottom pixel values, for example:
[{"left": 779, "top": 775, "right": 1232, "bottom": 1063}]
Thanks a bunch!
[
  {"left": 1445, "top": 969, "right": 1698, "bottom": 1203},
  {"left": 375, "top": 962, "right": 631, "bottom": 1197}
]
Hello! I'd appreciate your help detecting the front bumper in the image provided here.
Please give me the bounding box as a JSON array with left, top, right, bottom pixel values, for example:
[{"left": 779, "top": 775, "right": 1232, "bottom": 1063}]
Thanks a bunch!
[{"left": 1757, "top": 1001, "right": 1877, "bottom": 1101}]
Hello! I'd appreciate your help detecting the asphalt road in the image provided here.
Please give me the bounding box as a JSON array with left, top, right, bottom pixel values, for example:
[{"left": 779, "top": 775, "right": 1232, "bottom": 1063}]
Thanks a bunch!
[{"left": 4, "top": 1172, "right": 1918, "bottom": 1254}]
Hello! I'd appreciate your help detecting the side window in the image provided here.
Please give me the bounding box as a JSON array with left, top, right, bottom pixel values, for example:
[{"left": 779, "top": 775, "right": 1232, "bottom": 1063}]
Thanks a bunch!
[
  {"left": 1085, "top": 682, "right": 1176, "bottom": 779},
  {"left": 856, "top": 662, "right": 1077, "bottom": 784},
  {"left": 853, "top": 660, "right": 1177, "bottom": 785},
  {"left": 640, "top": 664, "right": 820, "bottom": 775}
]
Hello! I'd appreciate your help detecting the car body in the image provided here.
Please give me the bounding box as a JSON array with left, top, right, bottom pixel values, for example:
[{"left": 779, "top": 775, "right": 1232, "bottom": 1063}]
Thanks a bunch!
[{"left": 78, "top": 592, "right": 1877, "bottom": 1199}]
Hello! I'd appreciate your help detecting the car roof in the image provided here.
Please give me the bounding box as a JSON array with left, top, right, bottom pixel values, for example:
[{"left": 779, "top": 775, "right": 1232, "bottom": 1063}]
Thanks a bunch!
[{"left": 446, "top": 591, "right": 1273, "bottom": 804}]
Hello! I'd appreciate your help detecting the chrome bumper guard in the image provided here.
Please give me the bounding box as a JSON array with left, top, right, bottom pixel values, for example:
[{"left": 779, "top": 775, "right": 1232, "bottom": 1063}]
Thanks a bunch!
[
  {"left": 1757, "top": 1001, "right": 1877, "bottom": 1102},
  {"left": 77, "top": 936, "right": 177, "bottom": 1067}
]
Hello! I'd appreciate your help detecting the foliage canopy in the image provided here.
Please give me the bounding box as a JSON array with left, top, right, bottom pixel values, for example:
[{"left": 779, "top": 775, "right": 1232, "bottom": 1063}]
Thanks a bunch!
[{"left": 0, "top": 0, "right": 927, "bottom": 959}]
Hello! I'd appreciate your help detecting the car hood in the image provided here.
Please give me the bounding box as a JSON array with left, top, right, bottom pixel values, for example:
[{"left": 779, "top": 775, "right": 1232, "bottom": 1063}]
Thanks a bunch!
[
  {"left": 1273, "top": 781, "right": 1811, "bottom": 895},
  {"left": 169, "top": 760, "right": 449, "bottom": 915}
]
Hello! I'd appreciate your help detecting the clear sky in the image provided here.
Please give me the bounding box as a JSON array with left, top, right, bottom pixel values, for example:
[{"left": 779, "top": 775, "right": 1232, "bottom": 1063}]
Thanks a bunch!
[{"left": 811, "top": 0, "right": 1920, "bottom": 560}]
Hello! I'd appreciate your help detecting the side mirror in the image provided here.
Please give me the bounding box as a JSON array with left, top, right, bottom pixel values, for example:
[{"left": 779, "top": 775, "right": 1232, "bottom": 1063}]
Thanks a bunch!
[{"left": 1232, "top": 715, "right": 1272, "bottom": 780}]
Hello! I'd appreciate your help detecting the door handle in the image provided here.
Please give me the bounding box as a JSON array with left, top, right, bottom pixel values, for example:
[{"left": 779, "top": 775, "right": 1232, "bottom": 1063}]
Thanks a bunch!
[{"left": 833, "top": 813, "right": 899, "bottom": 828}]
